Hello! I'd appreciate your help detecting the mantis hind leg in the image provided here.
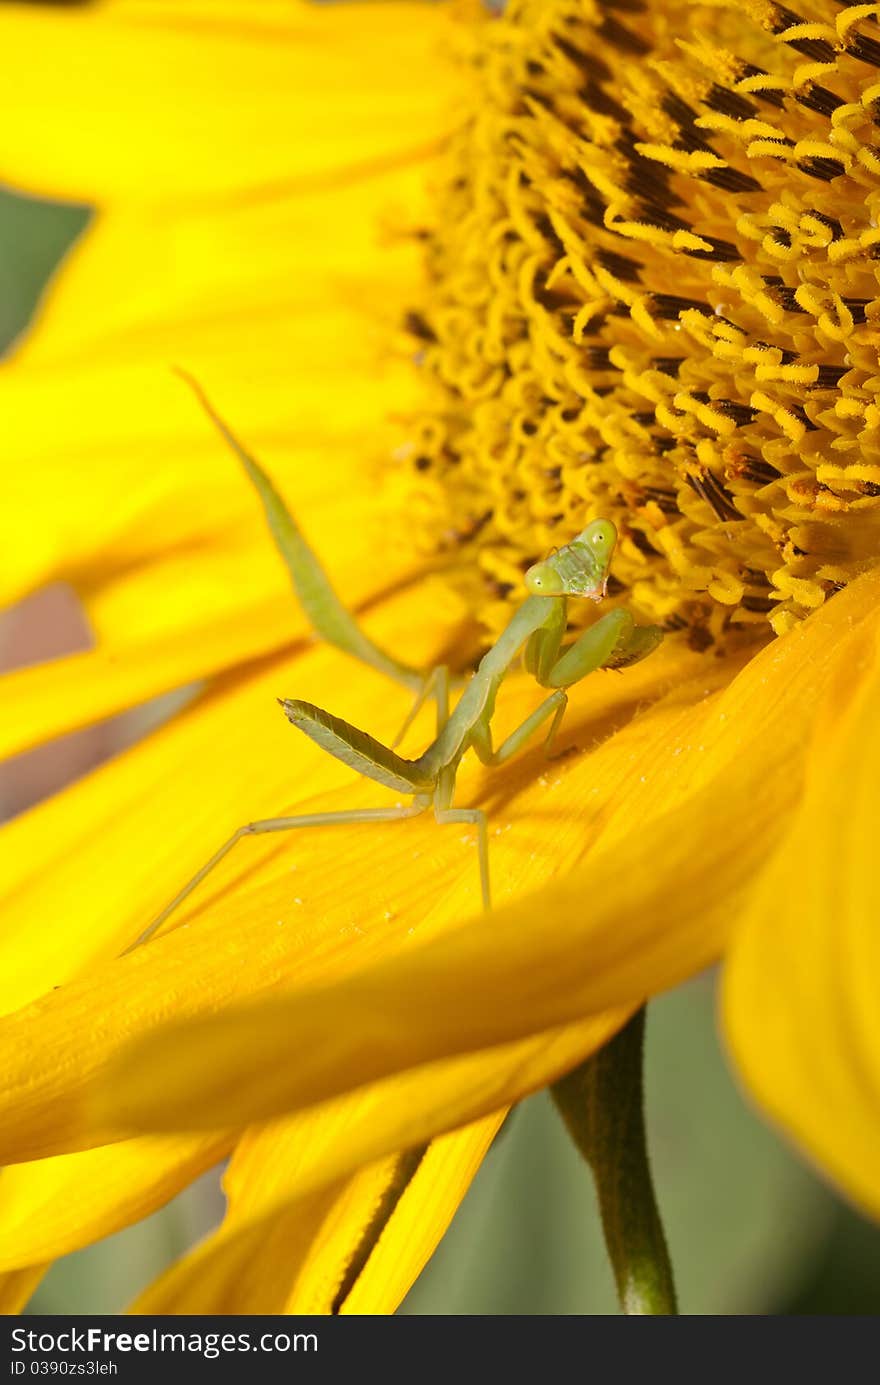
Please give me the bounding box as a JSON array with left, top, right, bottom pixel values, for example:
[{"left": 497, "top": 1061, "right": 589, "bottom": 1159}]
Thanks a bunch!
[{"left": 123, "top": 801, "right": 429, "bottom": 954}]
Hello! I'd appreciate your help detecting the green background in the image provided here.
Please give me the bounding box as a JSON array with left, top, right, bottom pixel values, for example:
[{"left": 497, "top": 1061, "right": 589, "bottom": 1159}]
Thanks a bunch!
[{"left": 2, "top": 178, "right": 879, "bottom": 1316}]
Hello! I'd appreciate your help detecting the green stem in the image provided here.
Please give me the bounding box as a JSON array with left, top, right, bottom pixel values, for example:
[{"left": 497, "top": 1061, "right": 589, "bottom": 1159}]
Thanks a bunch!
[{"left": 551, "top": 1006, "right": 678, "bottom": 1315}]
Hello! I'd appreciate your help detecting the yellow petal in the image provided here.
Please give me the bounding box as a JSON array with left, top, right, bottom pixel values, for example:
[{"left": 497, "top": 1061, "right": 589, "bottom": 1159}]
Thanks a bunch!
[
  {"left": 129, "top": 1018, "right": 621, "bottom": 1311},
  {"left": 19, "top": 148, "right": 435, "bottom": 368},
  {"left": 191, "top": 1020, "right": 622, "bottom": 1222},
  {"left": 133, "top": 1116, "right": 501, "bottom": 1314},
  {"left": 0, "top": 1268, "right": 46, "bottom": 1316},
  {"left": 1, "top": 194, "right": 428, "bottom": 616},
  {"left": 0, "top": 582, "right": 691, "bottom": 1159},
  {"left": 0, "top": 36, "right": 443, "bottom": 717},
  {"left": 0, "top": 1, "right": 459, "bottom": 206},
  {"left": 129, "top": 1093, "right": 389, "bottom": 1312},
  {"left": 0, "top": 598, "right": 290, "bottom": 766},
  {"left": 2, "top": 89, "right": 437, "bottom": 632},
  {"left": 0, "top": 586, "right": 454, "bottom": 1012},
  {"left": 239, "top": 1020, "right": 630, "bottom": 1215},
  {"left": 94, "top": 570, "right": 880, "bottom": 1133},
  {"left": 722, "top": 617, "right": 880, "bottom": 1221},
  {"left": 1, "top": 565, "right": 674, "bottom": 1007},
  {"left": 130, "top": 1184, "right": 341, "bottom": 1315},
  {"left": 290, "top": 1116, "right": 503, "bottom": 1314},
  {"left": 0, "top": 546, "right": 424, "bottom": 765},
  {"left": 0, "top": 1135, "right": 229, "bottom": 1273},
  {"left": 0, "top": 848, "right": 625, "bottom": 1161}
]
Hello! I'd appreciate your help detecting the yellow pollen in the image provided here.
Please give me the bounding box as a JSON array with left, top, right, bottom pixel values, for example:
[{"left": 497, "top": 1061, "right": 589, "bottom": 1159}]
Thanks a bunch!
[{"left": 400, "top": 0, "right": 880, "bottom": 645}]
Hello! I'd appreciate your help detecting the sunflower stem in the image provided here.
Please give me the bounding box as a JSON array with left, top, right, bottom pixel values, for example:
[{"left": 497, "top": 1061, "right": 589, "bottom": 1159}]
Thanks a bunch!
[{"left": 550, "top": 1006, "right": 678, "bottom": 1315}]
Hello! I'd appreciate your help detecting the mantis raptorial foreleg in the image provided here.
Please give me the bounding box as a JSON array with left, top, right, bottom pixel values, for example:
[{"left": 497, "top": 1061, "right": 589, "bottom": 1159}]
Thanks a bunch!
[{"left": 469, "top": 609, "right": 660, "bottom": 771}]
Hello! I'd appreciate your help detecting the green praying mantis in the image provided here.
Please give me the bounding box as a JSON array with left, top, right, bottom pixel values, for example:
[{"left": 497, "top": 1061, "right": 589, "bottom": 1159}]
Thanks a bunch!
[{"left": 128, "top": 375, "right": 664, "bottom": 951}]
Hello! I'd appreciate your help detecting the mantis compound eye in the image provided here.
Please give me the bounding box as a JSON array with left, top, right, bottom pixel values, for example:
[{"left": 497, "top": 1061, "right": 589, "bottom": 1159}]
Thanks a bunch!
[
  {"left": 582, "top": 518, "right": 617, "bottom": 559},
  {"left": 524, "top": 560, "right": 565, "bottom": 596}
]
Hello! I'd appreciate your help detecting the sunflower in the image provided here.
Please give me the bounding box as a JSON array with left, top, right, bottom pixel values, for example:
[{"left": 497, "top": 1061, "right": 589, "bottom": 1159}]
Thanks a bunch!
[{"left": 1, "top": 0, "right": 880, "bottom": 1315}]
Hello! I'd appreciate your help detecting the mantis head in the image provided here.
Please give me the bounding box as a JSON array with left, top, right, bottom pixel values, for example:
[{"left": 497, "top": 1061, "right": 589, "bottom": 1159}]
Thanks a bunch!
[{"left": 524, "top": 518, "right": 618, "bottom": 599}]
